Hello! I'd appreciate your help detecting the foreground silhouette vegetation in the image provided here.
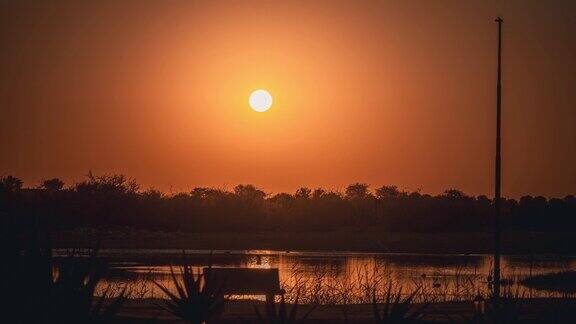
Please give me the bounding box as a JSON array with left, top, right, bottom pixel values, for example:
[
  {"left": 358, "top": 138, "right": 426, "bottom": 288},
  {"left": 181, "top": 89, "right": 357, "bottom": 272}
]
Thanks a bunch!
[
  {"left": 0, "top": 223, "right": 126, "bottom": 323},
  {"left": 153, "top": 262, "right": 226, "bottom": 324}
]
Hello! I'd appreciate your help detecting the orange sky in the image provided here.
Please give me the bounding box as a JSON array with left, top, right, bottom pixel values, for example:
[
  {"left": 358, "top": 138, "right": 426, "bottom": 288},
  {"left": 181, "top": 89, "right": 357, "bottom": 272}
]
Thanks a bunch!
[{"left": 1, "top": 0, "right": 575, "bottom": 198}]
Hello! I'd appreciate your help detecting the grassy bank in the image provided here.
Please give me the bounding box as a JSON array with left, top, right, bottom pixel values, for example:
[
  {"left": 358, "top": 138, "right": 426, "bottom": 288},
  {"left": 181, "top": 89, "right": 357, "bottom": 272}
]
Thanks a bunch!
[
  {"left": 111, "top": 298, "right": 576, "bottom": 323},
  {"left": 521, "top": 271, "right": 576, "bottom": 293}
]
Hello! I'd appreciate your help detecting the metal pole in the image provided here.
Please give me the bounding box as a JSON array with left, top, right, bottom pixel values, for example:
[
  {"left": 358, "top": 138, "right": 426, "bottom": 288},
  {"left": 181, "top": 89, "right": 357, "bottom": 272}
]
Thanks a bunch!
[{"left": 493, "top": 16, "right": 503, "bottom": 300}]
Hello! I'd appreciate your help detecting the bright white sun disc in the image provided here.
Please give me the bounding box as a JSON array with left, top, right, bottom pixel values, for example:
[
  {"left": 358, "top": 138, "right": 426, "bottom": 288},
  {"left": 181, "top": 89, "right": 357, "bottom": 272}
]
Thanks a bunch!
[{"left": 249, "top": 89, "right": 272, "bottom": 112}]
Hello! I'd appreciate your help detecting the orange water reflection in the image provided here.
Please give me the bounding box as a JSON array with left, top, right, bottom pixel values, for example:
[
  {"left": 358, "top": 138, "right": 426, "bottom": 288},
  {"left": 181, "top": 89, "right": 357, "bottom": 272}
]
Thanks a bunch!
[{"left": 95, "top": 250, "right": 576, "bottom": 303}]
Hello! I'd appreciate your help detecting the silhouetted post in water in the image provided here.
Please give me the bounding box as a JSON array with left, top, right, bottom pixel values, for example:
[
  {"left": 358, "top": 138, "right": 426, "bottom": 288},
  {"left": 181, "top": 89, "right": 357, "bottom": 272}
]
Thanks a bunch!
[{"left": 493, "top": 16, "right": 503, "bottom": 300}]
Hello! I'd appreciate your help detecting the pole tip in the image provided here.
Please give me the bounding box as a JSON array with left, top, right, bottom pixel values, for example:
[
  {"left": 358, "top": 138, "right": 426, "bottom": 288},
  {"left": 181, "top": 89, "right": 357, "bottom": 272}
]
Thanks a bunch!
[{"left": 495, "top": 17, "right": 503, "bottom": 23}]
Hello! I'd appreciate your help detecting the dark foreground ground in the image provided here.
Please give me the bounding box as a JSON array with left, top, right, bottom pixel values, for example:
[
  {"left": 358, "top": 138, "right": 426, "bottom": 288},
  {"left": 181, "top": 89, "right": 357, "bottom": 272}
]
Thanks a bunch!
[
  {"left": 111, "top": 298, "right": 576, "bottom": 323},
  {"left": 53, "top": 229, "right": 576, "bottom": 255}
]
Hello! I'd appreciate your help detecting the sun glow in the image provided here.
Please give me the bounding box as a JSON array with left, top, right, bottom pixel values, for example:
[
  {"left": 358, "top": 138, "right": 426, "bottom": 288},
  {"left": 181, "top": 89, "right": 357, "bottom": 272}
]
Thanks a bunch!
[{"left": 249, "top": 89, "right": 273, "bottom": 112}]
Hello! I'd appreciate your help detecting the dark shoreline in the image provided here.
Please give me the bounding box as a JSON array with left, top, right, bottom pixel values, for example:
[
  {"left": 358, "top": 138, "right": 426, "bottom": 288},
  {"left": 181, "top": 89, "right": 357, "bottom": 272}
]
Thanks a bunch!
[
  {"left": 51, "top": 229, "right": 576, "bottom": 255},
  {"left": 113, "top": 298, "right": 576, "bottom": 323}
]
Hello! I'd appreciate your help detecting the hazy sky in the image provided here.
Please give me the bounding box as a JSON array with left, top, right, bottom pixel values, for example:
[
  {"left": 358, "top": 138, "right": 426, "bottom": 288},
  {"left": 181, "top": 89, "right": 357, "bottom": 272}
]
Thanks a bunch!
[{"left": 1, "top": 0, "right": 575, "bottom": 198}]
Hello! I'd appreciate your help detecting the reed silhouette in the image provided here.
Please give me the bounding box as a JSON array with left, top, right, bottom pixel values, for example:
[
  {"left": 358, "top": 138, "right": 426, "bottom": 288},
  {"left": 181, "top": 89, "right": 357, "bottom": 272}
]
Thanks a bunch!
[
  {"left": 152, "top": 257, "right": 226, "bottom": 324},
  {"left": 371, "top": 284, "right": 428, "bottom": 324},
  {"left": 254, "top": 289, "right": 315, "bottom": 324}
]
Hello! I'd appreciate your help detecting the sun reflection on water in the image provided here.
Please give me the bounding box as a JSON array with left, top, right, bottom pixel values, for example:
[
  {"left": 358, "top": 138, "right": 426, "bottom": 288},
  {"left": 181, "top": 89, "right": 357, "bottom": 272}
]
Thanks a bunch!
[{"left": 94, "top": 250, "right": 576, "bottom": 302}]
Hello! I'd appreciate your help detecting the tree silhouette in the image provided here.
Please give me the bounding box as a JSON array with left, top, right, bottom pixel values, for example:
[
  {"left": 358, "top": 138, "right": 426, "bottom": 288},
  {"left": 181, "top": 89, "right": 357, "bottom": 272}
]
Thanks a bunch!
[
  {"left": 295, "top": 187, "right": 312, "bottom": 199},
  {"left": 40, "top": 178, "right": 64, "bottom": 191},
  {"left": 1, "top": 172, "right": 575, "bottom": 235},
  {"left": 375, "top": 185, "right": 401, "bottom": 199},
  {"left": 0, "top": 175, "right": 23, "bottom": 192},
  {"left": 345, "top": 183, "right": 371, "bottom": 200}
]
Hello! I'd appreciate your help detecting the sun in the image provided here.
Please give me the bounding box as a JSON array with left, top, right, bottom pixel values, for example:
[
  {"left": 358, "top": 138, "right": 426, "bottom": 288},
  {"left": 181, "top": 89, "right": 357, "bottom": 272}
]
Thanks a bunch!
[{"left": 249, "top": 89, "right": 273, "bottom": 112}]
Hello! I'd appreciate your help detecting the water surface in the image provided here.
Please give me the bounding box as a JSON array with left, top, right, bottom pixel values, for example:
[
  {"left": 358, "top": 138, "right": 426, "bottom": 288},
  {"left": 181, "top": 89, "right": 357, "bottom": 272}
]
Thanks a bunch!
[{"left": 79, "top": 249, "right": 575, "bottom": 303}]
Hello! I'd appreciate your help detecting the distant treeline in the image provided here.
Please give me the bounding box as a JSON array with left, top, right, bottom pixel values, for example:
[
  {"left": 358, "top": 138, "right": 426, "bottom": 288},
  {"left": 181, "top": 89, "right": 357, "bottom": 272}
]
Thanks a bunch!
[{"left": 1, "top": 173, "right": 574, "bottom": 233}]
